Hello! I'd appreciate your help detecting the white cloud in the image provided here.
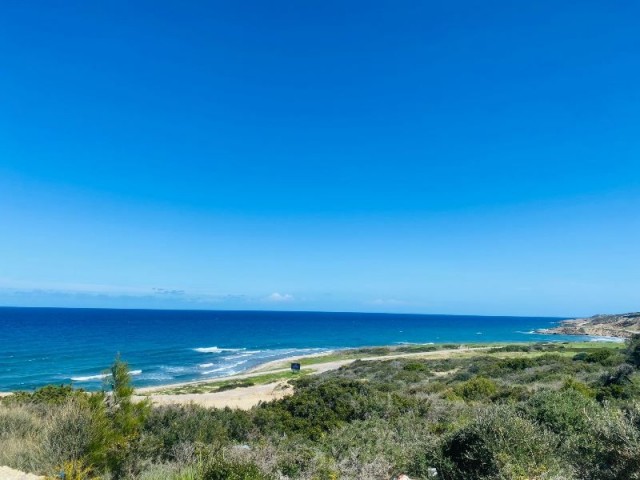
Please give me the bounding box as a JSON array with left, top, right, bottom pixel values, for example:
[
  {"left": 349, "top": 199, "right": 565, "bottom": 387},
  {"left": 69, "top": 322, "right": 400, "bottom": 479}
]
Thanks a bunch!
[{"left": 265, "top": 292, "right": 294, "bottom": 303}]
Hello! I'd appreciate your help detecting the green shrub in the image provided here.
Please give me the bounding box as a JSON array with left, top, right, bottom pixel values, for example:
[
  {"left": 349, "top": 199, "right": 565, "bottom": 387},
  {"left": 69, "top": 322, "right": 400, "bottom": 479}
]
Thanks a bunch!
[
  {"left": 626, "top": 335, "right": 640, "bottom": 367},
  {"left": 573, "top": 352, "right": 589, "bottom": 362},
  {"left": 201, "top": 455, "right": 272, "bottom": 480},
  {"left": 491, "top": 384, "right": 530, "bottom": 403},
  {"left": 403, "top": 362, "right": 429, "bottom": 372},
  {"left": 568, "top": 403, "right": 640, "bottom": 480},
  {"left": 406, "top": 436, "right": 443, "bottom": 480},
  {"left": 217, "top": 380, "right": 255, "bottom": 392},
  {"left": 143, "top": 405, "right": 252, "bottom": 459},
  {"left": 597, "top": 365, "right": 640, "bottom": 401},
  {"left": 579, "top": 348, "right": 618, "bottom": 365},
  {"left": 562, "top": 378, "right": 596, "bottom": 398},
  {"left": 488, "top": 345, "right": 532, "bottom": 353},
  {"left": 497, "top": 357, "right": 536, "bottom": 370},
  {"left": 523, "top": 389, "right": 598, "bottom": 438},
  {"left": 440, "top": 406, "right": 572, "bottom": 479},
  {"left": 6, "top": 385, "right": 84, "bottom": 405},
  {"left": 255, "top": 378, "right": 384, "bottom": 439},
  {"left": 46, "top": 459, "right": 98, "bottom": 480},
  {"left": 454, "top": 377, "right": 498, "bottom": 401},
  {"left": 356, "top": 347, "right": 392, "bottom": 356},
  {"left": 273, "top": 442, "right": 318, "bottom": 477},
  {"left": 322, "top": 414, "right": 433, "bottom": 476},
  {"left": 137, "top": 463, "right": 199, "bottom": 480}
]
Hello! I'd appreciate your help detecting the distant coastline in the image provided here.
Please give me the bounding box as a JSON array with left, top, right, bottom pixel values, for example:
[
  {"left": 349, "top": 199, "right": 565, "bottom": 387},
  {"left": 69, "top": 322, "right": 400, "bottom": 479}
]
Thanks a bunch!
[{"left": 535, "top": 312, "right": 640, "bottom": 339}]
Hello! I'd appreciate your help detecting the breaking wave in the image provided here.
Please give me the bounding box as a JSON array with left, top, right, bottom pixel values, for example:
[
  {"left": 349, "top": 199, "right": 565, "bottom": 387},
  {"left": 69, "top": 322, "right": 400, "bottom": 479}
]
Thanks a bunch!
[{"left": 193, "top": 346, "right": 245, "bottom": 353}]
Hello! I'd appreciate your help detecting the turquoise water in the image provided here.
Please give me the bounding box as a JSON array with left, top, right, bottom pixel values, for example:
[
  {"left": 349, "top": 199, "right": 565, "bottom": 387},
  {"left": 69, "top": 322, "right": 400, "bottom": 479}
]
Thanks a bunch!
[{"left": 0, "top": 307, "right": 591, "bottom": 391}]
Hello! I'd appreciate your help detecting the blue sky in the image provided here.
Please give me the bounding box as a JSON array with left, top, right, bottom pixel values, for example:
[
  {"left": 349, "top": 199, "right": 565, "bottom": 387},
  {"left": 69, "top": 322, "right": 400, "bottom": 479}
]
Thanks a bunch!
[{"left": 1, "top": 1, "right": 639, "bottom": 316}]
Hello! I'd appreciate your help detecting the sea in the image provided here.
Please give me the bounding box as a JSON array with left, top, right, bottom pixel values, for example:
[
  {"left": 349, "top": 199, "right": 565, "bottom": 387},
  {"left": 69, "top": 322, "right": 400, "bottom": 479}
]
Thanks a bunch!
[{"left": 0, "top": 307, "right": 599, "bottom": 391}]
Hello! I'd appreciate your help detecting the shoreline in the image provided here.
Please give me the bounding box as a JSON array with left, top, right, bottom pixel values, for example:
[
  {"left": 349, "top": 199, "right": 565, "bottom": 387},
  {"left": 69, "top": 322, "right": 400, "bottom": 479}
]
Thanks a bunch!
[
  {"left": 135, "top": 344, "right": 498, "bottom": 408},
  {"left": 135, "top": 334, "right": 625, "bottom": 394},
  {"left": 136, "top": 348, "right": 342, "bottom": 394},
  {"left": 135, "top": 336, "right": 614, "bottom": 394},
  {"left": 0, "top": 336, "right": 624, "bottom": 397},
  {"left": 136, "top": 342, "right": 514, "bottom": 394},
  {"left": 534, "top": 330, "right": 627, "bottom": 342}
]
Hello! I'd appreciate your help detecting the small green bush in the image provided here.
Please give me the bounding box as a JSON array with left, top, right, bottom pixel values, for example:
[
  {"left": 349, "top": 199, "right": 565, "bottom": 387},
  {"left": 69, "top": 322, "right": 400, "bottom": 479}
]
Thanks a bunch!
[
  {"left": 627, "top": 335, "right": 640, "bottom": 367},
  {"left": 403, "top": 362, "right": 429, "bottom": 372},
  {"left": 596, "top": 364, "right": 640, "bottom": 401},
  {"left": 562, "top": 378, "right": 596, "bottom": 398},
  {"left": 488, "top": 345, "right": 532, "bottom": 353},
  {"left": 580, "top": 348, "right": 617, "bottom": 365},
  {"left": 523, "top": 389, "right": 598, "bottom": 438},
  {"left": 201, "top": 455, "right": 272, "bottom": 480},
  {"left": 440, "top": 406, "right": 571, "bottom": 479},
  {"left": 454, "top": 377, "right": 498, "bottom": 401},
  {"left": 568, "top": 404, "right": 640, "bottom": 480},
  {"left": 217, "top": 381, "right": 255, "bottom": 392},
  {"left": 7, "top": 385, "right": 84, "bottom": 405},
  {"left": 497, "top": 357, "right": 536, "bottom": 370},
  {"left": 573, "top": 352, "right": 589, "bottom": 362}
]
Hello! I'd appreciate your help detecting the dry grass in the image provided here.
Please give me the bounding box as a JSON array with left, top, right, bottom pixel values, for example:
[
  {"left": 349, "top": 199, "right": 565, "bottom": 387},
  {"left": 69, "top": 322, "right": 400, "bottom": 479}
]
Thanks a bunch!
[
  {"left": 0, "top": 404, "right": 44, "bottom": 473},
  {"left": 0, "top": 400, "right": 95, "bottom": 477}
]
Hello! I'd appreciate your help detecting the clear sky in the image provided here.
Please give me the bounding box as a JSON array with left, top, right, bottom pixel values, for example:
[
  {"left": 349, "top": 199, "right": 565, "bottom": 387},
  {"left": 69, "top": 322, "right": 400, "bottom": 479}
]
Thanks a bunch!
[{"left": 1, "top": 1, "right": 639, "bottom": 316}]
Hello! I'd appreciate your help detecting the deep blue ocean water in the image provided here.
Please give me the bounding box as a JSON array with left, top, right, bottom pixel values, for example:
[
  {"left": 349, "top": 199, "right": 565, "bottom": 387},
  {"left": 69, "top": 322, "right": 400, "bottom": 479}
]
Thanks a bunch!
[{"left": 0, "top": 307, "right": 593, "bottom": 391}]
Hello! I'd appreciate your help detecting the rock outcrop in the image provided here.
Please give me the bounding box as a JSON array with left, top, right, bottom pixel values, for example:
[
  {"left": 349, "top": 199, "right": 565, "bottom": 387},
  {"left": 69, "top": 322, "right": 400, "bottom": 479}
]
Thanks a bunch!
[{"left": 536, "top": 312, "right": 640, "bottom": 338}]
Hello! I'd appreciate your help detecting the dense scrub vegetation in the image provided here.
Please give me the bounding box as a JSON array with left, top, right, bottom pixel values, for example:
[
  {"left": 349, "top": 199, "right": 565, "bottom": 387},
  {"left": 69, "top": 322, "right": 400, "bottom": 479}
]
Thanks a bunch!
[{"left": 2, "top": 340, "right": 640, "bottom": 479}]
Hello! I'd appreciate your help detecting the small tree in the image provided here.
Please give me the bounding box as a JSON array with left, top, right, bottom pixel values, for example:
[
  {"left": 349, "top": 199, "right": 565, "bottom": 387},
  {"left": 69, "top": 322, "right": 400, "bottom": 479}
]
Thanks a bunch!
[
  {"left": 88, "top": 355, "right": 150, "bottom": 479},
  {"left": 109, "top": 354, "right": 135, "bottom": 406}
]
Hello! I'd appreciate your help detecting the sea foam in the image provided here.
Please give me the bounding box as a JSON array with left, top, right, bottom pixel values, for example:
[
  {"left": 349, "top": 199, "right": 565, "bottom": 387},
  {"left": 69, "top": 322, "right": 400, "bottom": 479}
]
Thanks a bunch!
[
  {"left": 200, "top": 360, "right": 248, "bottom": 375},
  {"left": 589, "top": 336, "right": 625, "bottom": 343},
  {"left": 193, "top": 346, "right": 245, "bottom": 353},
  {"left": 71, "top": 373, "right": 109, "bottom": 382},
  {"left": 71, "top": 369, "right": 142, "bottom": 382}
]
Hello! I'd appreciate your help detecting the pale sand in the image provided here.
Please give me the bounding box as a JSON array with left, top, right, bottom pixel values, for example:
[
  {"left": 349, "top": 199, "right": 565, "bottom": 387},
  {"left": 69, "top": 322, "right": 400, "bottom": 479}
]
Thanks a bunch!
[
  {"left": 136, "top": 346, "right": 487, "bottom": 409},
  {"left": 0, "top": 466, "right": 43, "bottom": 480},
  {"left": 145, "top": 380, "right": 294, "bottom": 408}
]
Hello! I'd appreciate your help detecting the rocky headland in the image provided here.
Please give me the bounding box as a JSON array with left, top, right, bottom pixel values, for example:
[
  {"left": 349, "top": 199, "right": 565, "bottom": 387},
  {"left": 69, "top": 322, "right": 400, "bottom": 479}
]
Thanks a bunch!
[{"left": 537, "top": 312, "right": 640, "bottom": 338}]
